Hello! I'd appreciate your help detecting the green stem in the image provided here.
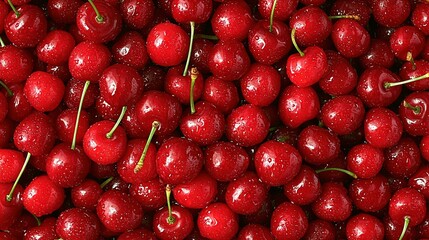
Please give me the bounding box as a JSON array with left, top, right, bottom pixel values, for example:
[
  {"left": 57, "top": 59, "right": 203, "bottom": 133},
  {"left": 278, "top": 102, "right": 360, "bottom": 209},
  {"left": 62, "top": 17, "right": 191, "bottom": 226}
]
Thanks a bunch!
[
  {"left": 106, "top": 106, "right": 127, "bottom": 139},
  {"left": 291, "top": 28, "right": 304, "bottom": 57},
  {"left": 315, "top": 167, "right": 357, "bottom": 179},
  {"left": 134, "top": 121, "right": 160, "bottom": 173},
  {"left": 398, "top": 216, "right": 410, "bottom": 240},
  {"left": 403, "top": 101, "right": 421, "bottom": 114},
  {"left": 0, "top": 81, "right": 13, "bottom": 97},
  {"left": 71, "top": 81, "right": 90, "bottom": 150},
  {"left": 195, "top": 34, "right": 218, "bottom": 41},
  {"left": 7, "top": 0, "right": 19, "bottom": 17},
  {"left": 269, "top": 0, "right": 278, "bottom": 32},
  {"left": 0, "top": 36, "right": 5, "bottom": 47},
  {"left": 32, "top": 213, "right": 41, "bottom": 226},
  {"left": 88, "top": 0, "right": 104, "bottom": 22},
  {"left": 6, "top": 152, "right": 31, "bottom": 202},
  {"left": 166, "top": 185, "right": 175, "bottom": 224},
  {"left": 406, "top": 52, "right": 416, "bottom": 70},
  {"left": 384, "top": 72, "right": 429, "bottom": 89},
  {"left": 190, "top": 68, "right": 198, "bottom": 114},
  {"left": 183, "top": 21, "right": 195, "bottom": 76},
  {"left": 328, "top": 15, "right": 361, "bottom": 21},
  {"left": 100, "top": 176, "right": 114, "bottom": 189}
]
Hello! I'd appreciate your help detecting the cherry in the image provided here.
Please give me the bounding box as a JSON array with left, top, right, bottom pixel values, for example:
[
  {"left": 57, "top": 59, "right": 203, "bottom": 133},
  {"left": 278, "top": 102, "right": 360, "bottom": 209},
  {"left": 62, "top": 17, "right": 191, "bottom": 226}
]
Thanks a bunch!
[
  {"left": 173, "top": 171, "right": 217, "bottom": 209},
  {"left": 0, "top": 149, "right": 24, "bottom": 184},
  {"left": 409, "top": 165, "right": 429, "bottom": 200},
  {"left": 254, "top": 140, "right": 302, "bottom": 186},
  {"left": 140, "top": 65, "right": 165, "bottom": 92},
  {"left": 95, "top": 96, "right": 123, "bottom": 120},
  {"left": 208, "top": 40, "right": 251, "bottom": 81},
  {"left": 311, "top": 182, "right": 352, "bottom": 222},
  {"left": 421, "top": 135, "right": 429, "bottom": 161},
  {"left": 180, "top": 101, "right": 225, "bottom": 146},
  {"left": 129, "top": 178, "right": 166, "bottom": 210},
  {"left": 36, "top": 30, "right": 76, "bottom": 66},
  {"left": 22, "top": 175, "right": 65, "bottom": 217},
  {"left": 346, "top": 143, "right": 384, "bottom": 179},
  {"left": 204, "top": 141, "right": 250, "bottom": 182},
  {"left": 197, "top": 202, "right": 239, "bottom": 240},
  {"left": 238, "top": 224, "right": 274, "bottom": 240},
  {"left": 359, "top": 38, "right": 395, "bottom": 69},
  {"left": 56, "top": 109, "right": 90, "bottom": 145},
  {"left": 111, "top": 31, "right": 150, "bottom": 70},
  {"left": 120, "top": 0, "right": 155, "bottom": 30},
  {"left": 47, "top": 0, "right": 83, "bottom": 24},
  {"left": 153, "top": 203, "right": 194, "bottom": 240},
  {"left": 331, "top": 18, "right": 370, "bottom": 58},
  {"left": 384, "top": 137, "right": 421, "bottom": 179},
  {"left": 319, "top": 50, "right": 358, "bottom": 96},
  {"left": 0, "top": 1, "right": 8, "bottom": 34},
  {"left": 68, "top": 41, "right": 112, "bottom": 83},
  {"left": 329, "top": 0, "right": 371, "bottom": 26},
  {"left": 364, "top": 107, "right": 403, "bottom": 149},
  {"left": 384, "top": 216, "right": 417, "bottom": 240},
  {"left": 55, "top": 208, "right": 101, "bottom": 240},
  {"left": 96, "top": 190, "right": 144, "bottom": 233},
  {"left": 24, "top": 71, "right": 65, "bottom": 112},
  {"left": 71, "top": 178, "right": 104, "bottom": 210},
  {"left": 64, "top": 78, "right": 99, "bottom": 109},
  {"left": 278, "top": 84, "right": 320, "bottom": 128},
  {"left": 390, "top": 25, "right": 425, "bottom": 62},
  {"left": 412, "top": 3, "right": 429, "bottom": 35},
  {"left": 0, "top": 183, "right": 23, "bottom": 230},
  {"left": 399, "top": 91, "right": 429, "bottom": 136},
  {"left": 146, "top": 22, "right": 189, "bottom": 67},
  {"left": 371, "top": 0, "right": 410, "bottom": 27},
  {"left": 0, "top": 45, "right": 34, "bottom": 85},
  {"left": 248, "top": 20, "right": 292, "bottom": 65},
  {"left": 76, "top": 0, "right": 122, "bottom": 43},
  {"left": 191, "top": 38, "right": 214, "bottom": 74},
  {"left": 346, "top": 213, "right": 385, "bottom": 240},
  {"left": 303, "top": 219, "right": 336, "bottom": 240},
  {"left": 4, "top": 4, "right": 47, "bottom": 48},
  {"left": 270, "top": 201, "right": 308, "bottom": 240},
  {"left": 201, "top": 76, "right": 240, "bottom": 114},
  {"left": 399, "top": 60, "right": 429, "bottom": 91},
  {"left": 258, "top": 0, "right": 298, "bottom": 21},
  {"left": 117, "top": 228, "right": 157, "bottom": 240},
  {"left": 210, "top": 0, "right": 253, "bottom": 41},
  {"left": 289, "top": 6, "right": 332, "bottom": 47},
  {"left": 24, "top": 217, "right": 57, "bottom": 240},
  {"left": 171, "top": 0, "right": 211, "bottom": 23},
  {"left": 225, "top": 104, "right": 270, "bottom": 147},
  {"left": 283, "top": 165, "right": 321, "bottom": 206},
  {"left": 164, "top": 65, "right": 204, "bottom": 106}
]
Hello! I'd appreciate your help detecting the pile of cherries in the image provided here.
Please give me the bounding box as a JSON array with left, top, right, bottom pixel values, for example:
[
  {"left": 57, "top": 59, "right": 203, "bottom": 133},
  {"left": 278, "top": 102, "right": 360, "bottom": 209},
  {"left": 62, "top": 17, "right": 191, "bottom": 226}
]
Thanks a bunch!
[{"left": 2, "top": 0, "right": 429, "bottom": 239}]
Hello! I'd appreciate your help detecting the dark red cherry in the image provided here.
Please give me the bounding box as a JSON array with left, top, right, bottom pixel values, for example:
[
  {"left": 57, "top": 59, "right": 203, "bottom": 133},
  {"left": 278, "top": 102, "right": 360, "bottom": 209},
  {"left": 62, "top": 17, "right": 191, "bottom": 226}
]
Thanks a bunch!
[
  {"left": 358, "top": 39, "right": 395, "bottom": 69},
  {"left": 283, "top": 165, "right": 322, "bottom": 206},
  {"left": 349, "top": 175, "right": 391, "bottom": 212},
  {"left": 270, "top": 201, "right": 308, "bottom": 240},
  {"left": 76, "top": 1, "right": 122, "bottom": 43},
  {"left": 22, "top": 175, "right": 65, "bottom": 217},
  {"left": 0, "top": 46, "right": 34, "bottom": 85},
  {"left": 390, "top": 25, "right": 425, "bottom": 61},
  {"left": 258, "top": 0, "right": 298, "bottom": 21},
  {"left": 129, "top": 178, "right": 166, "bottom": 210},
  {"left": 153, "top": 204, "right": 194, "bottom": 240},
  {"left": 47, "top": 0, "right": 83, "bottom": 24},
  {"left": 226, "top": 104, "right": 270, "bottom": 147},
  {"left": 171, "top": 0, "right": 212, "bottom": 23},
  {"left": 6, "top": 83, "right": 34, "bottom": 122},
  {"left": 56, "top": 109, "right": 90, "bottom": 145},
  {"left": 412, "top": 3, "right": 429, "bottom": 35},
  {"left": 24, "top": 71, "right": 65, "bottom": 112},
  {"left": 384, "top": 215, "right": 417, "bottom": 240},
  {"left": 312, "top": 182, "right": 352, "bottom": 222},
  {"left": 409, "top": 165, "right": 429, "bottom": 200},
  {"left": 303, "top": 219, "right": 336, "bottom": 240},
  {"left": 23, "top": 216, "right": 57, "bottom": 240},
  {"left": 384, "top": 137, "right": 421, "bottom": 179},
  {"left": 329, "top": 0, "right": 371, "bottom": 26},
  {"left": 399, "top": 91, "right": 429, "bottom": 136},
  {"left": 197, "top": 203, "right": 239, "bottom": 240},
  {"left": 71, "top": 179, "right": 103, "bottom": 210},
  {"left": 0, "top": 2, "right": 8, "bottom": 34},
  {"left": 64, "top": 78, "right": 99, "bottom": 109},
  {"left": 55, "top": 208, "right": 101, "bottom": 240},
  {"left": 399, "top": 60, "right": 429, "bottom": 91},
  {"left": 346, "top": 213, "right": 384, "bottom": 240},
  {"left": 36, "top": 30, "right": 76, "bottom": 65},
  {"left": 191, "top": 38, "right": 214, "bottom": 74},
  {"left": 331, "top": 18, "right": 370, "bottom": 58},
  {"left": 364, "top": 107, "right": 403, "bottom": 149},
  {"left": 120, "top": 0, "right": 155, "bottom": 29},
  {"left": 4, "top": 4, "right": 48, "bottom": 48},
  {"left": 201, "top": 76, "right": 240, "bottom": 114},
  {"left": 117, "top": 228, "right": 157, "bottom": 240},
  {"left": 238, "top": 224, "right": 274, "bottom": 240},
  {"left": 371, "top": 0, "right": 410, "bottom": 27},
  {"left": 111, "top": 31, "right": 150, "bottom": 70}
]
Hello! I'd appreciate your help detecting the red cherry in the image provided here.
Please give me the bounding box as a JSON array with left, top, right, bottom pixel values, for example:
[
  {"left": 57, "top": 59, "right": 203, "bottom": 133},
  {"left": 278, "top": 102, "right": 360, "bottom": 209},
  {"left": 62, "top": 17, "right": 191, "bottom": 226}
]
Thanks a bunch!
[
  {"left": 56, "top": 109, "right": 90, "bottom": 145},
  {"left": 346, "top": 143, "right": 384, "bottom": 179},
  {"left": 238, "top": 224, "right": 274, "bottom": 240},
  {"left": 120, "top": 0, "right": 155, "bottom": 29},
  {"left": 22, "top": 175, "right": 65, "bottom": 217},
  {"left": 71, "top": 179, "right": 103, "bottom": 210},
  {"left": 164, "top": 65, "right": 204, "bottom": 105},
  {"left": 258, "top": 0, "right": 298, "bottom": 21},
  {"left": 283, "top": 165, "right": 322, "bottom": 206},
  {"left": 191, "top": 38, "right": 214, "bottom": 74},
  {"left": 270, "top": 202, "right": 308, "bottom": 240},
  {"left": 0, "top": 2, "right": 8, "bottom": 34},
  {"left": 201, "top": 76, "right": 240, "bottom": 114},
  {"left": 399, "top": 60, "right": 429, "bottom": 91},
  {"left": 331, "top": 18, "right": 370, "bottom": 58},
  {"left": 36, "top": 30, "right": 76, "bottom": 65},
  {"left": 358, "top": 38, "right": 395, "bottom": 69},
  {"left": 173, "top": 171, "right": 217, "bottom": 209},
  {"left": 390, "top": 26, "right": 425, "bottom": 61},
  {"left": 0, "top": 45, "right": 34, "bottom": 85},
  {"left": 55, "top": 208, "right": 101, "bottom": 240},
  {"left": 399, "top": 91, "right": 429, "bottom": 136},
  {"left": 0, "top": 183, "right": 23, "bottom": 230},
  {"left": 117, "top": 228, "right": 157, "bottom": 240},
  {"left": 171, "top": 0, "right": 212, "bottom": 23},
  {"left": 24, "top": 71, "right": 65, "bottom": 112},
  {"left": 384, "top": 137, "right": 421, "bottom": 178},
  {"left": 47, "top": 0, "right": 83, "bottom": 24},
  {"left": 311, "top": 182, "right": 352, "bottom": 222},
  {"left": 389, "top": 188, "right": 426, "bottom": 229},
  {"left": 364, "top": 107, "right": 403, "bottom": 149},
  {"left": 111, "top": 31, "right": 150, "bottom": 70},
  {"left": 64, "top": 78, "right": 99, "bottom": 109},
  {"left": 197, "top": 203, "right": 239, "bottom": 240},
  {"left": 371, "top": 0, "right": 410, "bottom": 27},
  {"left": 412, "top": 3, "right": 429, "bottom": 35},
  {"left": 409, "top": 165, "right": 429, "bottom": 200},
  {"left": 346, "top": 213, "right": 385, "bottom": 240},
  {"left": 349, "top": 174, "right": 391, "bottom": 212},
  {"left": 129, "top": 178, "right": 166, "bottom": 210},
  {"left": 303, "top": 219, "right": 336, "bottom": 240},
  {"left": 153, "top": 204, "right": 194, "bottom": 240},
  {"left": 329, "top": 0, "right": 371, "bottom": 26},
  {"left": 0, "top": 149, "right": 24, "bottom": 184}
]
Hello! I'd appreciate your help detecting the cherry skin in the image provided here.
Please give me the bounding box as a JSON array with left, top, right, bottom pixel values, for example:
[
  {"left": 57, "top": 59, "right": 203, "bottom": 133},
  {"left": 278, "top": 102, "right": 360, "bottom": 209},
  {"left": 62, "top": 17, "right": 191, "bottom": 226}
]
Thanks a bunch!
[
  {"left": 117, "top": 228, "right": 157, "bottom": 240},
  {"left": 153, "top": 205, "right": 194, "bottom": 240},
  {"left": 421, "top": 135, "right": 429, "bottom": 161},
  {"left": 258, "top": 0, "right": 298, "bottom": 21},
  {"left": 156, "top": 137, "right": 203, "bottom": 185},
  {"left": 197, "top": 202, "right": 239, "bottom": 240},
  {"left": 399, "top": 60, "right": 429, "bottom": 91},
  {"left": 99, "top": 63, "right": 144, "bottom": 107},
  {"left": 4, "top": 4, "right": 48, "bottom": 48},
  {"left": 371, "top": 0, "right": 410, "bottom": 27},
  {"left": 24, "top": 71, "right": 65, "bottom": 112},
  {"left": 0, "top": 149, "right": 24, "bottom": 183},
  {"left": 55, "top": 208, "right": 101, "bottom": 240},
  {"left": 13, "top": 112, "right": 56, "bottom": 156},
  {"left": 346, "top": 213, "right": 385, "bottom": 240},
  {"left": 146, "top": 22, "right": 189, "bottom": 67},
  {"left": 24, "top": 217, "right": 57, "bottom": 240},
  {"left": 384, "top": 216, "right": 417, "bottom": 240},
  {"left": 389, "top": 188, "right": 426, "bottom": 229},
  {"left": 240, "top": 63, "right": 281, "bottom": 107},
  {"left": 129, "top": 178, "right": 166, "bottom": 210},
  {"left": 0, "top": 1, "right": 8, "bottom": 34},
  {"left": 270, "top": 201, "right": 308, "bottom": 240},
  {"left": 346, "top": 143, "right": 384, "bottom": 179},
  {"left": 278, "top": 85, "right": 320, "bottom": 128},
  {"left": 164, "top": 65, "right": 204, "bottom": 105},
  {"left": 283, "top": 165, "right": 322, "bottom": 206},
  {"left": 47, "top": 0, "right": 83, "bottom": 24},
  {"left": 171, "top": 0, "right": 212, "bottom": 23},
  {"left": 225, "top": 104, "right": 270, "bottom": 147},
  {"left": 364, "top": 107, "right": 403, "bottom": 149},
  {"left": 384, "top": 137, "right": 421, "bottom": 179},
  {"left": 56, "top": 109, "right": 90, "bottom": 145},
  {"left": 210, "top": 0, "right": 253, "bottom": 41},
  {"left": 0, "top": 46, "right": 34, "bottom": 85},
  {"left": 254, "top": 140, "right": 302, "bottom": 186},
  {"left": 64, "top": 78, "right": 99, "bottom": 109},
  {"left": 76, "top": 1, "right": 122, "bottom": 43},
  {"left": 173, "top": 171, "right": 217, "bottom": 209},
  {"left": 329, "top": 0, "right": 371, "bottom": 26},
  {"left": 0, "top": 183, "right": 23, "bottom": 230},
  {"left": 412, "top": 3, "right": 429, "bottom": 35},
  {"left": 248, "top": 20, "right": 292, "bottom": 65},
  {"left": 238, "top": 224, "right": 273, "bottom": 240},
  {"left": 321, "top": 95, "right": 365, "bottom": 135},
  {"left": 331, "top": 18, "right": 370, "bottom": 58},
  {"left": 95, "top": 96, "right": 123, "bottom": 121},
  {"left": 349, "top": 174, "right": 391, "bottom": 212},
  {"left": 312, "top": 182, "right": 353, "bottom": 222},
  {"left": 390, "top": 25, "right": 425, "bottom": 61},
  {"left": 36, "top": 30, "right": 76, "bottom": 65},
  {"left": 180, "top": 101, "right": 225, "bottom": 146},
  {"left": 0, "top": 118, "right": 14, "bottom": 149},
  {"left": 191, "top": 38, "right": 214, "bottom": 74},
  {"left": 204, "top": 141, "right": 250, "bottom": 182},
  {"left": 111, "top": 31, "right": 150, "bottom": 70},
  {"left": 201, "top": 76, "right": 240, "bottom": 114},
  {"left": 71, "top": 179, "right": 103, "bottom": 210},
  {"left": 68, "top": 41, "right": 112, "bottom": 83},
  {"left": 22, "top": 175, "right": 65, "bottom": 217},
  {"left": 303, "top": 219, "right": 336, "bottom": 240},
  {"left": 208, "top": 40, "right": 251, "bottom": 81},
  {"left": 120, "top": 0, "right": 155, "bottom": 29},
  {"left": 225, "top": 171, "right": 268, "bottom": 215},
  {"left": 399, "top": 91, "right": 429, "bottom": 136},
  {"left": 409, "top": 165, "right": 429, "bottom": 200}
]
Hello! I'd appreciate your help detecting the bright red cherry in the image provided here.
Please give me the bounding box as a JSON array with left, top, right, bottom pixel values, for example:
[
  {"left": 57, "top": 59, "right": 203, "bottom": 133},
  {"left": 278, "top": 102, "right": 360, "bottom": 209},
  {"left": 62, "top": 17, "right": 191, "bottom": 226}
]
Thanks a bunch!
[
  {"left": 47, "top": 0, "right": 83, "bottom": 24},
  {"left": 270, "top": 201, "right": 308, "bottom": 240},
  {"left": 129, "top": 178, "right": 166, "bottom": 210},
  {"left": 173, "top": 171, "right": 217, "bottom": 209},
  {"left": 346, "top": 143, "right": 384, "bottom": 179},
  {"left": 312, "top": 182, "right": 352, "bottom": 222},
  {"left": 283, "top": 165, "right": 321, "bottom": 206},
  {"left": 197, "top": 203, "right": 239, "bottom": 240},
  {"left": 153, "top": 204, "right": 194, "bottom": 240},
  {"left": 0, "top": 149, "right": 24, "bottom": 184},
  {"left": 358, "top": 38, "right": 395, "bottom": 69},
  {"left": 238, "top": 224, "right": 274, "bottom": 240},
  {"left": 71, "top": 179, "right": 103, "bottom": 210},
  {"left": 0, "top": 45, "right": 34, "bottom": 85},
  {"left": 171, "top": 0, "right": 212, "bottom": 23},
  {"left": 201, "top": 76, "right": 240, "bottom": 114},
  {"left": 412, "top": 3, "right": 429, "bottom": 35},
  {"left": 390, "top": 25, "right": 425, "bottom": 61},
  {"left": 258, "top": 0, "right": 298, "bottom": 21},
  {"left": 0, "top": 183, "right": 23, "bottom": 230},
  {"left": 346, "top": 213, "right": 385, "bottom": 240},
  {"left": 364, "top": 107, "right": 403, "bottom": 149},
  {"left": 55, "top": 208, "right": 101, "bottom": 240},
  {"left": 24, "top": 71, "right": 65, "bottom": 112},
  {"left": 399, "top": 91, "right": 429, "bottom": 136},
  {"left": 36, "top": 30, "right": 76, "bottom": 65}
]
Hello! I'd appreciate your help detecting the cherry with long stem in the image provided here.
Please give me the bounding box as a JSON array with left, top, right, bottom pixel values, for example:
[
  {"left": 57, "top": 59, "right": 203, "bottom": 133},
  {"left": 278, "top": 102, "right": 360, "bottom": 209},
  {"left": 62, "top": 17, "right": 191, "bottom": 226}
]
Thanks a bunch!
[
  {"left": 106, "top": 106, "right": 127, "bottom": 139},
  {"left": 71, "top": 81, "right": 90, "bottom": 150},
  {"left": 87, "top": 0, "right": 104, "bottom": 22},
  {"left": 291, "top": 28, "right": 304, "bottom": 57},
  {"left": 315, "top": 167, "right": 357, "bottom": 179},
  {"left": 384, "top": 72, "right": 429, "bottom": 89},
  {"left": 134, "top": 121, "right": 160, "bottom": 173},
  {"left": 183, "top": 21, "right": 195, "bottom": 76},
  {"left": 6, "top": 152, "right": 31, "bottom": 202},
  {"left": 398, "top": 216, "right": 410, "bottom": 240}
]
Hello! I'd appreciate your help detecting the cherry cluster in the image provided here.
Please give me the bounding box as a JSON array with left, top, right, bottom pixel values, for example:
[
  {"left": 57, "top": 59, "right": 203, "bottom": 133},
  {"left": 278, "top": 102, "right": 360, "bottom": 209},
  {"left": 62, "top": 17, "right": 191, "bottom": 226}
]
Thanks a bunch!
[{"left": 1, "top": 0, "right": 429, "bottom": 239}]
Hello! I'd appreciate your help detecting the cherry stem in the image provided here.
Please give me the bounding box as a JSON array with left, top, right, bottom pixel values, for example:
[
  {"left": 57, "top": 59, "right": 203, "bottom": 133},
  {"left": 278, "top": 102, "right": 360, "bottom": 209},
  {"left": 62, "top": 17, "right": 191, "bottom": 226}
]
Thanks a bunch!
[
  {"left": 398, "top": 216, "right": 410, "bottom": 240},
  {"left": 190, "top": 67, "right": 198, "bottom": 114},
  {"left": 6, "top": 152, "right": 31, "bottom": 202},
  {"left": 328, "top": 15, "right": 361, "bottom": 21},
  {"left": 384, "top": 72, "right": 429, "bottom": 89},
  {"left": 134, "top": 121, "right": 160, "bottom": 173},
  {"left": 7, "top": 0, "right": 19, "bottom": 17},
  {"left": 269, "top": 0, "right": 278, "bottom": 33},
  {"left": 32, "top": 213, "right": 41, "bottom": 226},
  {"left": 315, "top": 167, "right": 357, "bottom": 179},
  {"left": 71, "top": 81, "right": 90, "bottom": 150},
  {"left": 0, "top": 36, "right": 5, "bottom": 47},
  {"left": 100, "top": 176, "right": 114, "bottom": 189},
  {"left": 183, "top": 21, "right": 195, "bottom": 77},
  {"left": 291, "top": 28, "right": 304, "bottom": 57},
  {"left": 195, "top": 34, "right": 218, "bottom": 41},
  {"left": 106, "top": 106, "right": 127, "bottom": 139},
  {"left": 0, "top": 81, "right": 13, "bottom": 97},
  {"left": 406, "top": 52, "right": 416, "bottom": 70},
  {"left": 87, "top": 0, "right": 104, "bottom": 22},
  {"left": 166, "top": 184, "right": 175, "bottom": 224},
  {"left": 403, "top": 101, "right": 421, "bottom": 114}
]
